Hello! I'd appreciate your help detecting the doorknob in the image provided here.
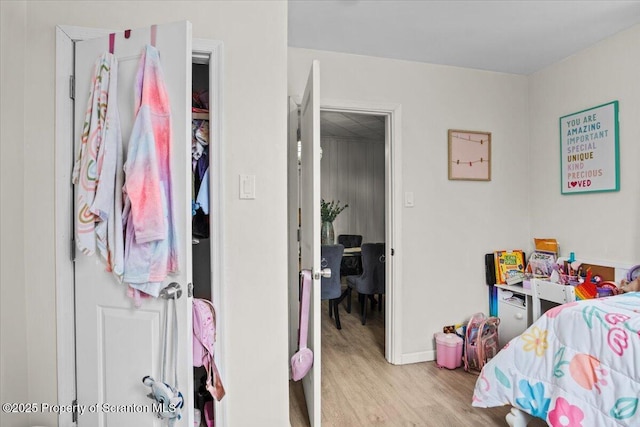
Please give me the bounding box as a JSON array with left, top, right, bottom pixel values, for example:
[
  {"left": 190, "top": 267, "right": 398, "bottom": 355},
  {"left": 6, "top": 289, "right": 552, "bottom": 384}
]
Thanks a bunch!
[
  {"left": 313, "top": 268, "right": 331, "bottom": 280},
  {"left": 159, "top": 282, "right": 182, "bottom": 300}
]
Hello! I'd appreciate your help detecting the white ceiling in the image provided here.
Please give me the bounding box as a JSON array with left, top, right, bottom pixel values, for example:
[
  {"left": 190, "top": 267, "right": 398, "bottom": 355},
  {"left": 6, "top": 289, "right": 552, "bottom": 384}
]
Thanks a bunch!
[
  {"left": 288, "top": 0, "right": 640, "bottom": 75},
  {"left": 320, "top": 111, "right": 385, "bottom": 139}
]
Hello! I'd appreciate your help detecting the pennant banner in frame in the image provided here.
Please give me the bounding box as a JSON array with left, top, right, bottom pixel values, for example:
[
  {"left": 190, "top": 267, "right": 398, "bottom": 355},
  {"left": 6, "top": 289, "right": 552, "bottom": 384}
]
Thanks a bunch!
[{"left": 559, "top": 101, "right": 619, "bottom": 194}]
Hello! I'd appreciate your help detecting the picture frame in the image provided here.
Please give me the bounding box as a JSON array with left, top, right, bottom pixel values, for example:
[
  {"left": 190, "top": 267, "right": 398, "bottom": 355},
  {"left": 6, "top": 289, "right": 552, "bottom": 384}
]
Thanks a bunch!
[
  {"left": 559, "top": 101, "right": 619, "bottom": 194},
  {"left": 448, "top": 129, "right": 491, "bottom": 181}
]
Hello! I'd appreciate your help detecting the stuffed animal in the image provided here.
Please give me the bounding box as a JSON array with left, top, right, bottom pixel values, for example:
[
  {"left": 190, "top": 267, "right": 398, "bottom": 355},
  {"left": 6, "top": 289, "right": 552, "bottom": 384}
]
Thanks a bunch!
[
  {"left": 619, "top": 277, "right": 640, "bottom": 293},
  {"left": 142, "top": 376, "right": 183, "bottom": 424}
]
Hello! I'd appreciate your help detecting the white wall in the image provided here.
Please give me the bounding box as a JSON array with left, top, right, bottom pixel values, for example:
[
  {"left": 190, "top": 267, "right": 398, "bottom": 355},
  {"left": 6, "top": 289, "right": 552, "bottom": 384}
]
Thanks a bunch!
[
  {"left": 529, "top": 24, "right": 640, "bottom": 265},
  {"left": 0, "top": 1, "right": 289, "bottom": 426},
  {"left": 289, "top": 49, "right": 531, "bottom": 358},
  {"left": 0, "top": 2, "right": 29, "bottom": 427},
  {"left": 321, "top": 136, "right": 385, "bottom": 243}
]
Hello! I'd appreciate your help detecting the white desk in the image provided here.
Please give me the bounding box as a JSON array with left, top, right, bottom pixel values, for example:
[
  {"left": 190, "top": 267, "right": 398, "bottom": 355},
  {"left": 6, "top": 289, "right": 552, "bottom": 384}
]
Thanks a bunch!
[
  {"left": 531, "top": 279, "right": 576, "bottom": 320},
  {"left": 495, "top": 284, "right": 533, "bottom": 347}
]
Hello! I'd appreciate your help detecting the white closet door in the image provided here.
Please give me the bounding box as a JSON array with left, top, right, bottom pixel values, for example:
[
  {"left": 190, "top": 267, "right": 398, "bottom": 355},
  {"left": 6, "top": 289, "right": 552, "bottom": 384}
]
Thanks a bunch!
[
  {"left": 298, "top": 60, "right": 321, "bottom": 427},
  {"left": 73, "top": 21, "right": 193, "bottom": 427}
]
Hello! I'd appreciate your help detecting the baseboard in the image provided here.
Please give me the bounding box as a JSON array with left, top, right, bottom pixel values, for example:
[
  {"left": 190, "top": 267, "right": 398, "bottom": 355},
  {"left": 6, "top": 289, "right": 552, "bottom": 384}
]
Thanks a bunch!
[{"left": 400, "top": 350, "right": 435, "bottom": 365}]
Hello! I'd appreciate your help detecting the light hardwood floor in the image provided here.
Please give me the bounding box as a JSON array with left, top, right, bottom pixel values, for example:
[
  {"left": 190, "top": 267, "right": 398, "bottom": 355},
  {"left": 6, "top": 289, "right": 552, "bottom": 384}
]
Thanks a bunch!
[{"left": 289, "top": 296, "right": 547, "bottom": 426}]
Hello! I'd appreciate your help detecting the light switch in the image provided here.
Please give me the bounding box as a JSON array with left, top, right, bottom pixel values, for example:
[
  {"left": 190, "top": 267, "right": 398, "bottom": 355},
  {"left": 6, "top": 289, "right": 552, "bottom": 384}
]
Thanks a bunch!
[
  {"left": 404, "top": 191, "right": 414, "bottom": 207},
  {"left": 239, "top": 174, "right": 256, "bottom": 199}
]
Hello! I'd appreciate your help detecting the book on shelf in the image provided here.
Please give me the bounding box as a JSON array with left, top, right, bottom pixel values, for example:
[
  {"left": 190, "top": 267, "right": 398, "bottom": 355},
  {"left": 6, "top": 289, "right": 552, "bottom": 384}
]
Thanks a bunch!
[{"left": 494, "top": 250, "right": 526, "bottom": 285}]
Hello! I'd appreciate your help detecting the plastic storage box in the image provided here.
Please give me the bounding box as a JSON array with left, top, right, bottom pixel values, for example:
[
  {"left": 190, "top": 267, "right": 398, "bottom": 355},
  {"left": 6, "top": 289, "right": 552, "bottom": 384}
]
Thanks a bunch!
[{"left": 434, "top": 332, "right": 463, "bottom": 369}]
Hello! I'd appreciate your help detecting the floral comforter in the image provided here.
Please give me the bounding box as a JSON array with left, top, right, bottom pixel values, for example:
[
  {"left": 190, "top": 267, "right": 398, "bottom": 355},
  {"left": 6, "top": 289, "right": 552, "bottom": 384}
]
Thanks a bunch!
[{"left": 472, "top": 292, "right": 640, "bottom": 426}]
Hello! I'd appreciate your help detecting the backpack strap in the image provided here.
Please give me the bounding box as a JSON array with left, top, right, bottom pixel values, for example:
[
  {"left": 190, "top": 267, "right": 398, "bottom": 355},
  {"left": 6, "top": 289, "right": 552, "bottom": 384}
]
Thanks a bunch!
[
  {"left": 298, "top": 270, "right": 312, "bottom": 350},
  {"left": 475, "top": 319, "right": 488, "bottom": 370}
]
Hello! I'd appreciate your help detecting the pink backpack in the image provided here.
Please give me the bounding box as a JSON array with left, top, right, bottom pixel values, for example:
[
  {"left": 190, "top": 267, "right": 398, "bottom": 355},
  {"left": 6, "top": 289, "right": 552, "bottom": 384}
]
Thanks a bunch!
[
  {"left": 291, "top": 270, "right": 314, "bottom": 381},
  {"left": 464, "top": 312, "right": 500, "bottom": 372},
  {"left": 193, "top": 298, "right": 225, "bottom": 401}
]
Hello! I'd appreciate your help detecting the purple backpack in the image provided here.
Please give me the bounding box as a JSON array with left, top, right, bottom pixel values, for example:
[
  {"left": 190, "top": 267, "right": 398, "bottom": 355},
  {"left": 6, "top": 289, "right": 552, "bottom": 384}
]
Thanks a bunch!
[{"left": 193, "top": 298, "right": 225, "bottom": 401}]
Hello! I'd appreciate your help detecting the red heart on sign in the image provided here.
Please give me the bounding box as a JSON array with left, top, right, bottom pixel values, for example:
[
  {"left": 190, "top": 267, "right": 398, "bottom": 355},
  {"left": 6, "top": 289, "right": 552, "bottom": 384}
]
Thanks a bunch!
[{"left": 570, "top": 181, "right": 578, "bottom": 188}]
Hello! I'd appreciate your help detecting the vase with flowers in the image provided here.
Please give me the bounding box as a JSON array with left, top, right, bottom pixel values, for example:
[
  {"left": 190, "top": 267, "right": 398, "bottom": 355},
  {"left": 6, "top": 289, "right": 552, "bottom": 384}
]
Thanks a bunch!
[{"left": 320, "top": 199, "right": 348, "bottom": 245}]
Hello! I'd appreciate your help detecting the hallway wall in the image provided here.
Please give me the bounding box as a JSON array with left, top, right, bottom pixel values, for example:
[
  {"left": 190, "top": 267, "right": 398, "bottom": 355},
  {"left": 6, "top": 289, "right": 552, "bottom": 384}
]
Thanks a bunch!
[{"left": 321, "top": 135, "right": 385, "bottom": 243}]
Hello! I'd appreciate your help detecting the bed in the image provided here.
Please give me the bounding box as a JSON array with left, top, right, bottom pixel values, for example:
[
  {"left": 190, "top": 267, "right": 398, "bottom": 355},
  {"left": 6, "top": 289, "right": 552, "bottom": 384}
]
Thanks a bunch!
[{"left": 472, "top": 292, "right": 640, "bottom": 426}]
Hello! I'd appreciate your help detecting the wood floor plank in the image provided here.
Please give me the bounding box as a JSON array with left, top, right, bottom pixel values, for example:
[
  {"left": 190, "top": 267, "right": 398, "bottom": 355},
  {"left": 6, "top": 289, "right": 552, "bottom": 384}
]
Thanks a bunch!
[{"left": 290, "top": 296, "right": 547, "bottom": 426}]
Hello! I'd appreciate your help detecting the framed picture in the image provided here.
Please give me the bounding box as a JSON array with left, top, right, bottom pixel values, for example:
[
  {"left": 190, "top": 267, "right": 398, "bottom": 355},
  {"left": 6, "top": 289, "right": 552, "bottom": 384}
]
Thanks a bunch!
[
  {"left": 559, "top": 101, "right": 619, "bottom": 194},
  {"left": 448, "top": 129, "right": 491, "bottom": 181}
]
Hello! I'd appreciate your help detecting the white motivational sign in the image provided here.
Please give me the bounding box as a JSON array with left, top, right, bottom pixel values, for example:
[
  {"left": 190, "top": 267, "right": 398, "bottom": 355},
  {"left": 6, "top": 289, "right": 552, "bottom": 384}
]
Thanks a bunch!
[{"left": 559, "top": 101, "right": 619, "bottom": 194}]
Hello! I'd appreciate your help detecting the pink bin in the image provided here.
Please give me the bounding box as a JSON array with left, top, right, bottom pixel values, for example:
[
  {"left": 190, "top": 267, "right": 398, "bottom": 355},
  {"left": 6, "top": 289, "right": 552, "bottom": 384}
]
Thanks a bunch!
[{"left": 434, "top": 332, "right": 463, "bottom": 369}]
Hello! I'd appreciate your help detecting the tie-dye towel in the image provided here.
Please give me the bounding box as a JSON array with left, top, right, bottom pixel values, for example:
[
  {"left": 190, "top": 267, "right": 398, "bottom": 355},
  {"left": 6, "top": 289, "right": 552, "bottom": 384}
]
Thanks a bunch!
[
  {"left": 472, "top": 292, "right": 640, "bottom": 426},
  {"left": 72, "top": 52, "right": 124, "bottom": 278},
  {"left": 122, "top": 44, "right": 179, "bottom": 297}
]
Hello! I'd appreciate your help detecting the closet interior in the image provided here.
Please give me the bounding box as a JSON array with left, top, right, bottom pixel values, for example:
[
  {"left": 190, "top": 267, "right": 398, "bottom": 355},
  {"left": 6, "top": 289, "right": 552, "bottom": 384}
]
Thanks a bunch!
[{"left": 191, "top": 59, "right": 220, "bottom": 427}]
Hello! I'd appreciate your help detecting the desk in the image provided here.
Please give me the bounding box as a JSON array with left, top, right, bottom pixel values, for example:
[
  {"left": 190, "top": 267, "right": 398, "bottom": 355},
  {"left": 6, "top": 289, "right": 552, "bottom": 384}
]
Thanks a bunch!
[
  {"left": 531, "top": 279, "right": 576, "bottom": 321},
  {"left": 495, "top": 283, "right": 533, "bottom": 347}
]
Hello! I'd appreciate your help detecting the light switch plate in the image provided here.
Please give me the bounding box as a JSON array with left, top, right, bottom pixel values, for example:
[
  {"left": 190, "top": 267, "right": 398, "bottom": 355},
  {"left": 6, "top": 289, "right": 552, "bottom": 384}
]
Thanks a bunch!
[
  {"left": 404, "top": 191, "right": 414, "bottom": 207},
  {"left": 239, "top": 174, "right": 256, "bottom": 199}
]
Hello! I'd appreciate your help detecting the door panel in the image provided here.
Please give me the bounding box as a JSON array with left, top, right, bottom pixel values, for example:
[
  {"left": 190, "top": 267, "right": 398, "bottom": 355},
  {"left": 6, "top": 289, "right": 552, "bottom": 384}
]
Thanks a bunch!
[
  {"left": 298, "top": 60, "right": 321, "bottom": 427},
  {"left": 73, "top": 21, "right": 192, "bottom": 426}
]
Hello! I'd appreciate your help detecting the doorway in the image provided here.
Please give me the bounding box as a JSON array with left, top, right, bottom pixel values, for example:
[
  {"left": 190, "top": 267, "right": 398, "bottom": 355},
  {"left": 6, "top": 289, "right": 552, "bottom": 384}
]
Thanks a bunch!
[
  {"left": 317, "top": 101, "right": 403, "bottom": 366},
  {"left": 288, "top": 97, "right": 403, "bottom": 425},
  {"left": 54, "top": 25, "right": 226, "bottom": 427},
  {"left": 319, "top": 110, "right": 386, "bottom": 339}
]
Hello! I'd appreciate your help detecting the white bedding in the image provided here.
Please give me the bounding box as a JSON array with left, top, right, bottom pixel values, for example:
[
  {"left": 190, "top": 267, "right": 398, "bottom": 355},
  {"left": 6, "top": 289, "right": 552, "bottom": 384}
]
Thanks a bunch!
[{"left": 472, "top": 292, "right": 640, "bottom": 426}]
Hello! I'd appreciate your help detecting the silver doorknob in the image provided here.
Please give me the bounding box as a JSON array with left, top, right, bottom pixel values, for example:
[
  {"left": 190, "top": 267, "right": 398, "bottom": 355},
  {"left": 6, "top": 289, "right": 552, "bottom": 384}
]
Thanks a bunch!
[
  {"left": 314, "top": 268, "right": 331, "bottom": 280},
  {"left": 159, "top": 282, "right": 182, "bottom": 300}
]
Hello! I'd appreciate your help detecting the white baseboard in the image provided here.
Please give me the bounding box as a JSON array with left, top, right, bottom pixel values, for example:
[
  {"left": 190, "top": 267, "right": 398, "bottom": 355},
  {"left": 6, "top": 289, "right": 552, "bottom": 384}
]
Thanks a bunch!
[{"left": 400, "top": 350, "right": 435, "bottom": 365}]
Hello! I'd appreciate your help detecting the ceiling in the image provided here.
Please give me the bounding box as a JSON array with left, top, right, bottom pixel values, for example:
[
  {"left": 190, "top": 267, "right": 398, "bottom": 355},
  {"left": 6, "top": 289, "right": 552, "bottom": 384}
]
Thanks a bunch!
[
  {"left": 288, "top": 0, "right": 640, "bottom": 75},
  {"left": 320, "top": 111, "right": 385, "bottom": 140}
]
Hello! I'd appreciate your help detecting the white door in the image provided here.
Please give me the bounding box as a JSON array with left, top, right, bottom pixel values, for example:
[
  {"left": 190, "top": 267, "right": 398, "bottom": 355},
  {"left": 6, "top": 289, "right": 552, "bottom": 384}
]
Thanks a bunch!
[
  {"left": 298, "top": 60, "right": 322, "bottom": 427},
  {"left": 73, "top": 21, "right": 193, "bottom": 426}
]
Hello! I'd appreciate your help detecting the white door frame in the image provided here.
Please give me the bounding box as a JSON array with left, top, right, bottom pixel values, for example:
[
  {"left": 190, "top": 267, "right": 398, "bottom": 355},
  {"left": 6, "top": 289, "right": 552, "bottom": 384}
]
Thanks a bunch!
[
  {"left": 55, "top": 25, "right": 225, "bottom": 427},
  {"left": 288, "top": 97, "right": 402, "bottom": 364},
  {"left": 321, "top": 99, "right": 403, "bottom": 364}
]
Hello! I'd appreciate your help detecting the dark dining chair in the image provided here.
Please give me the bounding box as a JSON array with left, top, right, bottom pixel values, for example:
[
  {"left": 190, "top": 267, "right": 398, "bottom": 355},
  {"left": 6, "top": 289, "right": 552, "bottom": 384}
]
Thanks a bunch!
[
  {"left": 321, "top": 244, "right": 345, "bottom": 329},
  {"left": 337, "top": 234, "right": 363, "bottom": 277},
  {"left": 345, "top": 242, "right": 385, "bottom": 325}
]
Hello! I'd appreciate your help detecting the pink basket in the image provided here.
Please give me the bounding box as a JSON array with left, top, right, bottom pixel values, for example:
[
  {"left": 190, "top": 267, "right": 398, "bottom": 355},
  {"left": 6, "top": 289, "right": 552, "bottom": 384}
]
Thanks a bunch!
[{"left": 434, "top": 333, "right": 463, "bottom": 369}]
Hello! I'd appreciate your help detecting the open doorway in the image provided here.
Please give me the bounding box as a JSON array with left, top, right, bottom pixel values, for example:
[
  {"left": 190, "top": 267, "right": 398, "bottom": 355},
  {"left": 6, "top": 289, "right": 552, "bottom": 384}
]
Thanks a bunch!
[
  {"left": 319, "top": 110, "right": 386, "bottom": 336},
  {"left": 289, "top": 99, "right": 403, "bottom": 425}
]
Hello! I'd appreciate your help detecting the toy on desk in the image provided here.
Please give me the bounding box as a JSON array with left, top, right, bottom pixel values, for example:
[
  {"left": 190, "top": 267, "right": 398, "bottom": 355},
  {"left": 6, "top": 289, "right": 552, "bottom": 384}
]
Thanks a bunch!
[
  {"left": 619, "top": 266, "right": 640, "bottom": 293},
  {"left": 598, "top": 281, "right": 620, "bottom": 297},
  {"left": 574, "top": 270, "right": 597, "bottom": 300},
  {"left": 627, "top": 264, "right": 640, "bottom": 282},
  {"left": 556, "top": 261, "right": 582, "bottom": 285}
]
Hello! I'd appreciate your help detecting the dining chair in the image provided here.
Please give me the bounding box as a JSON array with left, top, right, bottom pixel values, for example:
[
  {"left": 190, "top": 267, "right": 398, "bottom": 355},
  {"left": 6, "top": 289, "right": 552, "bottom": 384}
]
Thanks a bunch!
[
  {"left": 345, "top": 242, "right": 385, "bottom": 325},
  {"left": 321, "top": 244, "right": 345, "bottom": 329},
  {"left": 337, "top": 234, "right": 363, "bottom": 277}
]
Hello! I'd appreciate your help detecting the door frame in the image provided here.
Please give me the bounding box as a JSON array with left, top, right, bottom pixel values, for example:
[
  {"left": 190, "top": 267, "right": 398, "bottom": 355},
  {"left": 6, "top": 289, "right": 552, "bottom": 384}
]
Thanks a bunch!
[
  {"left": 54, "top": 25, "right": 225, "bottom": 427},
  {"left": 288, "top": 97, "right": 403, "bottom": 365}
]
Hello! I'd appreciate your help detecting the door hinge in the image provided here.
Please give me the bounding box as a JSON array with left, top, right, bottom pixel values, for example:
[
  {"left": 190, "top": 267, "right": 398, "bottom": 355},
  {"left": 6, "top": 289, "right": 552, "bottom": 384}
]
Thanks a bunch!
[
  {"left": 188, "top": 282, "right": 193, "bottom": 298},
  {"left": 69, "top": 75, "right": 75, "bottom": 100},
  {"left": 297, "top": 228, "right": 300, "bottom": 242},
  {"left": 71, "top": 239, "right": 76, "bottom": 262},
  {"left": 72, "top": 398, "right": 78, "bottom": 423},
  {"left": 391, "top": 248, "right": 395, "bottom": 256}
]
